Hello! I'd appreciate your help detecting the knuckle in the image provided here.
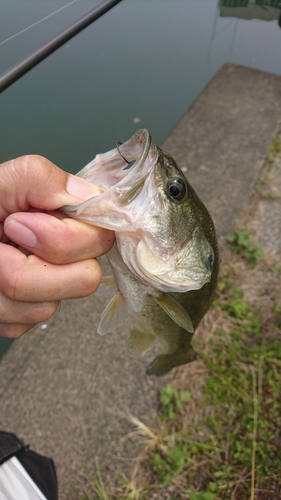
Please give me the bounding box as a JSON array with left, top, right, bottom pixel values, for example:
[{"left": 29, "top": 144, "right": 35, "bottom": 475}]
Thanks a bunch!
[
  {"left": 77, "top": 262, "right": 102, "bottom": 297},
  {"left": 14, "top": 155, "right": 58, "bottom": 199},
  {"left": 27, "top": 301, "right": 59, "bottom": 324},
  {"left": 14, "top": 155, "right": 46, "bottom": 181},
  {"left": 20, "top": 154, "right": 46, "bottom": 170},
  {"left": 0, "top": 268, "right": 20, "bottom": 301}
]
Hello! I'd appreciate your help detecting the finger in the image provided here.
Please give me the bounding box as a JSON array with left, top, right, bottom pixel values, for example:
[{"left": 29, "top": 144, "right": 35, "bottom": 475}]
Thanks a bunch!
[
  {"left": 0, "top": 243, "right": 102, "bottom": 302},
  {"left": 0, "top": 323, "right": 36, "bottom": 339},
  {"left": 0, "top": 292, "right": 59, "bottom": 324},
  {"left": 4, "top": 212, "right": 114, "bottom": 264},
  {"left": 0, "top": 155, "right": 102, "bottom": 219}
]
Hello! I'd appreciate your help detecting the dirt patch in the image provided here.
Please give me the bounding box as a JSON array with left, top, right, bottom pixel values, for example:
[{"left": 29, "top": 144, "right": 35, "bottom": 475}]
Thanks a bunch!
[
  {"left": 74, "top": 136, "right": 281, "bottom": 500},
  {"left": 131, "top": 137, "right": 281, "bottom": 499}
]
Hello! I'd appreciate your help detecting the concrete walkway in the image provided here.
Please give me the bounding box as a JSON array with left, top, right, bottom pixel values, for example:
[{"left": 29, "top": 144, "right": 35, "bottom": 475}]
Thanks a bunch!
[{"left": 0, "top": 64, "right": 281, "bottom": 499}]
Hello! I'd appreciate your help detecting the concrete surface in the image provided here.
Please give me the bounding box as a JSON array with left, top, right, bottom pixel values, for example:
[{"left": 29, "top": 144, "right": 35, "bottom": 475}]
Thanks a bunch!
[
  {"left": 0, "top": 64, "right": 281, "bottom": 499},
  {"left": 163, "top": 63, "right": 281, "bottom": 236},
  {"left": 242, "top": 152, "right": 281, "bottom": 256}
]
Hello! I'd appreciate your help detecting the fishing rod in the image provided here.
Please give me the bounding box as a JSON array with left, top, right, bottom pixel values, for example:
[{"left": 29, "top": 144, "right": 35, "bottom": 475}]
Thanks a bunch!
[{"left": 0, "top": 0, "right": 123, "bottom": 93}]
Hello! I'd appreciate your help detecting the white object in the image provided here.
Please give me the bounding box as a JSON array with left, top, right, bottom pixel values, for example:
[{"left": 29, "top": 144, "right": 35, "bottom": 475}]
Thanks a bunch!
[{"left": 0, "top": 456, "right": 47, "bottom": 500}]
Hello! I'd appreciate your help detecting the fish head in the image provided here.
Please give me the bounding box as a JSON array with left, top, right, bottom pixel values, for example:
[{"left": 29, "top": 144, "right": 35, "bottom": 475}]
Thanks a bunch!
[
  {"left": 62, "top": 129, "right": 216, "bottom": 294},
  {"left": 120, "top": 141, "right": 216, "bottom": 293}
]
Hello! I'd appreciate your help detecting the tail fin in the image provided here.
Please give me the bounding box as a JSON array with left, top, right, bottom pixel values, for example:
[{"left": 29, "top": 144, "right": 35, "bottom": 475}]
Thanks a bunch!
[{"left": 146, "top": 346, "right": 197, "bottom": 376}]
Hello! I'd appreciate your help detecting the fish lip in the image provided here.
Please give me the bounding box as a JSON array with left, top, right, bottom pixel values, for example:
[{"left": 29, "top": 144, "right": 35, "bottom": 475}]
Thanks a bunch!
[
  {"left": 139, "top": 272, "right": 211, "bottom": 294},
  {"left": 148, "top": 271, "right": 211, "bottom": 293},
  {"left": 159, "top": 275, "right": 211, "bottom": 293}
]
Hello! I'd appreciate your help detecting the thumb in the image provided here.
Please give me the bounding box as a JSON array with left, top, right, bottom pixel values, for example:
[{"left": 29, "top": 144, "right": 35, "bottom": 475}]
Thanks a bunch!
[{"left": 0, "top": 155, "right": 100, "bottom": 219}]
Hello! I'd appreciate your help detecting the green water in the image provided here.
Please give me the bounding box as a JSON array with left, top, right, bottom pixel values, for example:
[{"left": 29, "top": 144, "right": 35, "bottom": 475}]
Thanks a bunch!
[
  {"left": 0, "top": 339, "right": 13, "bottom": 358},
  {"left": 0, "top": 0, "right": 281, "bottom": 357}
]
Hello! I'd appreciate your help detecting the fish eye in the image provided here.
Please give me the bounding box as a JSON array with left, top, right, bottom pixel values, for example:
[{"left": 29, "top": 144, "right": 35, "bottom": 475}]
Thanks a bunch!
[{"left": 166, "top": 177, "right": 187, "bottom": 202}]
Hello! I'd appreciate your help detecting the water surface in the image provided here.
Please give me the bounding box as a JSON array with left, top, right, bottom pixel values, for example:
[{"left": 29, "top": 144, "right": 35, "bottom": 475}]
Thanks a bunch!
[
  {"left": 1, "top": 0, "right": 281, "bottom": 170},
  {"left": 0, "top": 0, "right": 281, "bottom": 356}
]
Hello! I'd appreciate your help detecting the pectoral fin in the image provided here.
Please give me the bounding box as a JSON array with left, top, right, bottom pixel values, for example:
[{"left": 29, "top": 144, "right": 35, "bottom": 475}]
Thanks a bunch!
[
  {"left": 125, "top": 328, "right": 156, "bottom": 358},
  {"left": 97, "top": 292, "right": 127, "bottom": 336},
  {"left": 152, "top": 294, "right": 194, "bottom": 333}
]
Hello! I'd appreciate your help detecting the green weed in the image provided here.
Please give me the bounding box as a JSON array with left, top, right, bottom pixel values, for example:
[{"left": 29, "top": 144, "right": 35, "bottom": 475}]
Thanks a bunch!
[
  {"left": 152, "top": 444, "right": 187, "bottom": 486},
  {"left": 71, "top": 459, "right": 112, "bottom": 500},
  {"left": 73, "top": 243, "right": 280, "bottom": 500},
  {"left": 268, "top": 135, "right": 281, "bottom": 162},
  {"left": 115, "top": 474, "right": 149, "bottom": 500},
  {"left": 159, "top": 384, "right": 191, "bottom": 421},
  {"left": 150, "top": 289, "right": 281, "bottom": 499},
  {"left": 188, "top": 493, "right": 216, "bottom": 500},
  {"left": 255, "top": 135, "right": 281, "bottom": 199},
  {"left": 273, "top": 305, "right": 281, "bottom": 329},
  {"left": 226, "top": 229, "right": 263, "bottom": 267},
  {"left": 73, "top": 272, "right": 281, "bottom": 500},
  {"left": 259, "top": 174, "right": 269, "bottom": 184},
  {"left": 217, "top": 266, "right": 242, "bottom": 298}
]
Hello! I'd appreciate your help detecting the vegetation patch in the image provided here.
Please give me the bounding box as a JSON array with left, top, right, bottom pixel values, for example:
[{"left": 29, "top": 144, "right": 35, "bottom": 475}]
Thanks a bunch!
[
  {"left": 150, "top": 289, "right": 281, "bottom": 499},
  {"left": 225, "top": 229, "right": 263, "bottom": 268},
  {"left": 267, "top": 134, "right": 281, "bottom": 163},
  {"left": 73, "top": 133, "right": 281, "bottom": 499},
  {"left": 255, "top": 132, "right": 281, "bottom": 199},
  {"left": 73, "top": 236, "right": 281, "bottom": 500}
]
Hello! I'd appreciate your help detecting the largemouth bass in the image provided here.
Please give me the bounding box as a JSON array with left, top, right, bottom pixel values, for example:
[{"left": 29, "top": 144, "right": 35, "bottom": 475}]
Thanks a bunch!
[{"left": 62, "top": 129, "right": 219, "bottom": 376}]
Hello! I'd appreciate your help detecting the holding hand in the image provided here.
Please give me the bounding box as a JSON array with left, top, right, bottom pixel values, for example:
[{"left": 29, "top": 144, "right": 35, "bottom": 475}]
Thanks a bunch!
[{"left": 0, "top": 155, "right": 114, "bottom": 338}]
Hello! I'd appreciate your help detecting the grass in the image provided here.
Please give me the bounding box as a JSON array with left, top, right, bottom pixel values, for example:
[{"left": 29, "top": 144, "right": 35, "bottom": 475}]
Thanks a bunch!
[
  {"left": 255, "top": 133, "right": 281, "bottom": 199},
  {"left": 158, "top": 384, "right": 191, "bottom": 421},
  {"left": 70, "top": 459, "right": 111, "bottom": 500},
  {"left": 149, "top": 282, "right": 281, "bottom": 499},
  {"left": 267, "top": 134, "right": 281, "bottom": 162},
  {"left": 73, "top": 236, "right": 281, "bottom": 499},
  {"left": 73, "top": 132, "right": 281, "bottom": 499},
  {"left": 225, "top": 229, "right": 263, "bottom": 268}
]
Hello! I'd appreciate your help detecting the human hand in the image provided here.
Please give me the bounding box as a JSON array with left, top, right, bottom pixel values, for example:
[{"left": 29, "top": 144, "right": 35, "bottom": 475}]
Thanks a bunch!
[{"left": 0, "top": 155, "right": 114, "bottom": 338}]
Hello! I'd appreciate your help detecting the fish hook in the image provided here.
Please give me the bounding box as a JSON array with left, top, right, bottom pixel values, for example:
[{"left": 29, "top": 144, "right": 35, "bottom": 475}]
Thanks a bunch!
[{"left": 116, "top": 141, "right": 130, "bottom": 164}]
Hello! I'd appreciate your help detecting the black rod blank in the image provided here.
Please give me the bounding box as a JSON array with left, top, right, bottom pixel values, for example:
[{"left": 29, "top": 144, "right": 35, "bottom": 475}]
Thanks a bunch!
[{"left": 0, "top": 0, "right": 123, "bottom": 93}]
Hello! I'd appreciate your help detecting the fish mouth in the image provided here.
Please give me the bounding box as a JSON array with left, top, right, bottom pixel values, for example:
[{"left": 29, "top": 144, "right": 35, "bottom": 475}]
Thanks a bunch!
[
  {"left": 61, "top": 129, "right": 157, "bottom": 222},
  {"left": 75, "top": 129, "right": 153, "bottom": 189},
  {"left": 116, "top": 129, "right": 151, "bottom": 169},
  {"left": 61, "top": 128, "right": 215, "bottom": 295}
]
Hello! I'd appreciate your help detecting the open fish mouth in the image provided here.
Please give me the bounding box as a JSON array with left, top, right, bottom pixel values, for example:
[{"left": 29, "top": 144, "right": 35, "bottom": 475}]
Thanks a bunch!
[
  {"left": 62, "top": 129, "right": 215, "bottom": 294},
  {"left": 73, "top": 129, "right": 153, "bottom": 195},
  {"left": 115, "top": 129, "right": 151, "bottom": 169}
]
